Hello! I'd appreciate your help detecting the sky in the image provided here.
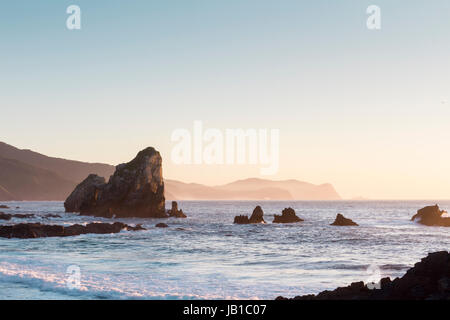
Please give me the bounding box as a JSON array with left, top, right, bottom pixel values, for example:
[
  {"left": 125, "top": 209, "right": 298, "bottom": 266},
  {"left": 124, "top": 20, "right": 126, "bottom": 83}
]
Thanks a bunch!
[{"left": 1, "top": 0, "right": 450, "bottom": 199}]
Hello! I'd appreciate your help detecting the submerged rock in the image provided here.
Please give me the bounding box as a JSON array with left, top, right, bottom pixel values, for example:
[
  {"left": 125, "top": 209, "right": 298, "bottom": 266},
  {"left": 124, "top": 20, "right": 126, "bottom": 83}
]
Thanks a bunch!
[
  {"left": 64, "top": 147, "right": 166, "bottom": 218},
  {"left": 273, "top": 207, "right": 303, "bottom": 223},
  {"left": 330, "top": 213, "right": 358, "bottom": 226},
  {"left": 167, "top": 201, "right": 187, "bottom": 218},
  {"left": 155, "top": 223, "right": 169, "bottom": 228},
  {"left": 0, "top": 222, "right": 146, "bottom": 239},
  {"left": 0, "top": 212, "right": 11, "bottom": 220},
  {"left": 0, "top": 212, "right": 35, "bottom": 220},
  {"left": 411, "top": 205, "right": 450, "bottom": 226},
  {"left": 276, "top": 251, "right": 450, "bottom": 300},
  {"left": 234, "top": 206, "right": 266, "bottom": 224}
]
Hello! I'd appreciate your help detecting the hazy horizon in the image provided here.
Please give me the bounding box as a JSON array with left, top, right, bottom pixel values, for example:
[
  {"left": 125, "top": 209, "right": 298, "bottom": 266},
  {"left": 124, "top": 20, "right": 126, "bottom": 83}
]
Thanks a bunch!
[{"left": 2, "top": 1, "right": 450, "bottom": 199}]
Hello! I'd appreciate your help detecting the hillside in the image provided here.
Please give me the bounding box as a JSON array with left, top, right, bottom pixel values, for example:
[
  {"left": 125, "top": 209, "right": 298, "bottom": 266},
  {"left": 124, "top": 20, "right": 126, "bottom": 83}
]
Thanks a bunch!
[
  {"left": 0, "top": 142, "right": 114, "bottom": 183},
  {"left": 0, "top": 157, "right": 77, "bottom": 201}
]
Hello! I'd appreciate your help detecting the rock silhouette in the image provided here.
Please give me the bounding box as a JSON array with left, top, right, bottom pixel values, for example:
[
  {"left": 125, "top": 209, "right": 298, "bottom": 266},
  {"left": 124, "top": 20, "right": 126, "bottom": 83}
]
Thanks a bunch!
[
  {"left": 234, "top": 206, "right": 266, "bottom": 224},
  {"left": 411, "top": 205, "right": 450, "bottom": 226},
  {"left": 273, "top": 207, "right": 303, "bottom": 223},
  {"left": 276, "top": 251, "right": 450, "bottom": 300},
  {"left": 330, "top": 213, "right": 358, "bottom": 226},
  {"left": 0, "top": 222, "right": 145, "bottom": 239},
  {"left": 167, "top": 201, "right": 186, "bottom": 218},
  {"left": 64, "top": 147, "right": 166, "bottom": 218}
]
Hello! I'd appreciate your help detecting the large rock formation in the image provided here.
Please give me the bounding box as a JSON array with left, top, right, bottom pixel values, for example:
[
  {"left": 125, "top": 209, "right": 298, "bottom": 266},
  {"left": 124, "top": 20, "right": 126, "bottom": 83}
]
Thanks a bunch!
[
  {"left": 330, "top": 213, "right": 358, "bottom": 226},
  {"left": 234, "top": 205, "right": 266, "bottom": 224},
  {"left": 64, "top": 147, "right": 166, "bottom": 218},
  {"left": 276, "top": 251, "right": 450, "bottom": 300},
  {"left": 273, "top": 207, "right": 303, "bottom": 223},
  {"left": 411, "top": 205, "right": 450, "bottom": 226},
  {"left": 0, "top": 222, "right": 145, "bottom": 239}
]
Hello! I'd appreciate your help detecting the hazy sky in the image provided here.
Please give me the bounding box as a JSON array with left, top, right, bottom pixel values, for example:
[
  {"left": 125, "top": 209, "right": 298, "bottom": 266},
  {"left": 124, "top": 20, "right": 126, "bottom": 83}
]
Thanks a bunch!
[{"left": 1, "top": 1, "right": 450, "bottom": 199}]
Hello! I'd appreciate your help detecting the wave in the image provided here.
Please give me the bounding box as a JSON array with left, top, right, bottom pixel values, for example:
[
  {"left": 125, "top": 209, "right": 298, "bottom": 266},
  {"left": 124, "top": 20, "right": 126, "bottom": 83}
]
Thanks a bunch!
[{"left": 0, "top": 262, "right": 231, "bottom": 300}]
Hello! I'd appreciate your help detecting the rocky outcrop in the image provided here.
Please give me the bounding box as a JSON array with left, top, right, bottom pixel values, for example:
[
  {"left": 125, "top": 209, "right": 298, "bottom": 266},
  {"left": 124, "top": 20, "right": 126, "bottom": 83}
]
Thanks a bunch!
[
  {"left": 330, "top": 213, "right": 358, "bottom": 226},
  {"left": 0, "top": 205, "right": 9, "bottom": 209},
  {"left": 64, "top": 174, "right": 106, "bottom": 213},
  {"left": 411, "top": 205, "right": 450, "bottom": 226},
  {"left": 234, "top": 206, "right": 266, "bottom": 224},
  {"left": 0, "top": 222, "right": 145, "bottom": 239},
  {"left": 276, "top": 251, "right": 450, "bottom": 300},
  {"left": 64, "top": 147, "right": 166, "bottom": 218},
  {"left": 273, "top": 207, "right": 303, "bottom": 223},
  {"left": 167, "top": 201, "right": 186, "bottom": 218}
]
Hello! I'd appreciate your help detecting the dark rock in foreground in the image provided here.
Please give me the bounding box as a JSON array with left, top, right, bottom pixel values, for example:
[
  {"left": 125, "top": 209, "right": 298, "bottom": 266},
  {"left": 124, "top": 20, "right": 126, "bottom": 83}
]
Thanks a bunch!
[
  {"left": 411, "top": 205, "right": 450, "bottom": 226},
  {"left": 273, "top": 207, "right": 303, "bottom": 223},
  {"left": 0, "top": 222, "right": 145, "bottom": 239},
  {"left": 276, "top": 251, "right": 450, "bottom": 300},
  {"left": 234, "top": 206, "right": 266, "bottom": 224},
  {"left": 331, "top": 213, "right": 358, "bottom": 226},
  {"left": 155, "top": 223, "right": 168, "bottom": 228},
  {"left": 64, "top": 147, "right": 166, "bottom": 218},
  {"left": 167, "top": 201, "right": 186, "bottom": 218}
]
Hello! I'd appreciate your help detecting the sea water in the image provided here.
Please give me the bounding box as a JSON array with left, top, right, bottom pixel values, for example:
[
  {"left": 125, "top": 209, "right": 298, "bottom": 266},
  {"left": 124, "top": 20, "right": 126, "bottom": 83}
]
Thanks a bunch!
[{"left": 0, "top": 200, "right": 449, "bottom": 300}]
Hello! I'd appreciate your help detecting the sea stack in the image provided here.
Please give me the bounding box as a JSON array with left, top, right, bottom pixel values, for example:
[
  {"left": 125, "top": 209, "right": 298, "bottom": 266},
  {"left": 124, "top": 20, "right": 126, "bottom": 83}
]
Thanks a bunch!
[
  {"left": 330, "top": 213, "right": 358, "bottom": 226},
  {"left": 64, "top": 147, "right": 166, "bottom": 218},
  {"left": 411, "top": 205, "right": 450, "bottom": 227},
  {"left": 273, "top": 207, "right": 303, "bottom": 223},
  {"left": 167, "top": 201, "right": 187, "bottom": 218}
]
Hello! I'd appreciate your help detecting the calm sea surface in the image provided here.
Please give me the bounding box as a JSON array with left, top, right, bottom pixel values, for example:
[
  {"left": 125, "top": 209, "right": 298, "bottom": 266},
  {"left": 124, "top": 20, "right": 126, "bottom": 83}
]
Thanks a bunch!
[{"left": 0, "top": 200, "right": 449, "bottom": 299}]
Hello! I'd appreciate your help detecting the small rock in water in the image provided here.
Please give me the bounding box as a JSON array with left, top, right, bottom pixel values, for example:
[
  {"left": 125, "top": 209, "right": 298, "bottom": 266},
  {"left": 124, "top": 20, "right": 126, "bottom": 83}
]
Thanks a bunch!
[
  {"left": 167, "top": 201, "right": 187, "bottom": 218},
  {"left": 43, "top": 214, "right": 62, "bottom": 219},
  {"left": 0, "top": 205, "right": 9, "bottom": 209},
  {"left": 0, "top": 212, "right": 35, "bottom": 220},
  {"left": 0, "top": 212, "right": 11, "bottom": 220},
  {"left": 273, "top": 207, "right": 303, "bottom": 223},
  {"left": 411, "top": 204, "right": 450, "bottom": 226},
  {"left": 234, "top": 206, "right": 266, "bottom": 224},
  {"left": 330, "top": 213, "right": 358, "bottom": 226},
  {"left": 155, "top": 223, "right": 169, "bottom": 228}
]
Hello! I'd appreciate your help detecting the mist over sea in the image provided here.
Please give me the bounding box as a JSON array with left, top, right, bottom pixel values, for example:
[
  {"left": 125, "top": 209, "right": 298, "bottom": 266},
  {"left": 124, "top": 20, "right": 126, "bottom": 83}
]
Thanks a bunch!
[{"left": 0, "top": 200, "right": 449, "bottom": 300}]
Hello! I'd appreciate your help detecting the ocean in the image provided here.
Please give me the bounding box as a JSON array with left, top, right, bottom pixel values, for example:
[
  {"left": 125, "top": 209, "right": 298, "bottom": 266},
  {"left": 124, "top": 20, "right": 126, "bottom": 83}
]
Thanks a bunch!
[{"left": 0, "top": 200, "right": 449, "bottom": 300}]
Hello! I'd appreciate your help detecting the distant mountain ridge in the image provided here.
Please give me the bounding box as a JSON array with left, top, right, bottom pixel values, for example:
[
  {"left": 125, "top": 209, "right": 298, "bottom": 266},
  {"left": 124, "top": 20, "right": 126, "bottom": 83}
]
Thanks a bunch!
[
  {"left": 0, "top": 142, "right": 341, "bottom": 201},
  {"left": 165, "top": 178, "right": 341, "bottom": 200}
]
